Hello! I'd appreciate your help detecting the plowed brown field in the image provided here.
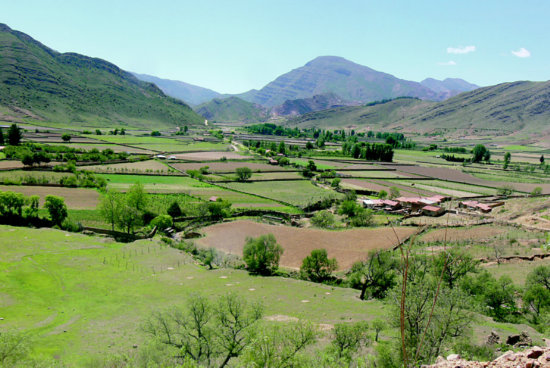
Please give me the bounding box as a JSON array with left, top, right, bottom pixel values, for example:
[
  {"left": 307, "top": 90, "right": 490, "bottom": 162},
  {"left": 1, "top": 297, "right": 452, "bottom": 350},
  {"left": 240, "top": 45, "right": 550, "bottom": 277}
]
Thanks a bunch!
[{"left": 197, "top": 220, "right": 417, "bottom": 270}]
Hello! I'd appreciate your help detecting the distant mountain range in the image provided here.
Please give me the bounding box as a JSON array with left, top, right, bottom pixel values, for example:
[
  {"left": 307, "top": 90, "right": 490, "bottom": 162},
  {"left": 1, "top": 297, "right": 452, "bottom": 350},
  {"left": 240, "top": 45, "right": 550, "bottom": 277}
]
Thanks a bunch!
[
  {"left": 0, "top": 24, "right": 203, "bottom": 129},
  {"left": 196, "top": 97, "right": 268, "bottom": 123},
  {"left": 287, "top": 81, "right": 550, "bottom": 136},
  {"left": 134, "top": 56, "right": 478, "bottom": 123},
  {"left": 132, "top": 73, "right": 221, "bottom": 106}
]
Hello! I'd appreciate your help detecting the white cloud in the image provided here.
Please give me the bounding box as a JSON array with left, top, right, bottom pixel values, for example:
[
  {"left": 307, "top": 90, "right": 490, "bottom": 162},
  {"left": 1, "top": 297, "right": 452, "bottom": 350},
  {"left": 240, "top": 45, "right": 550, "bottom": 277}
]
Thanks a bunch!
[
  {"left": 447, "top": 45, "right": 476, "bottom": 54},
  {"left": 511, "top": 47, "right": 531, "bottom": 58},
  {"left": 438, "top": 60, "right": 457, "bottom": 66}
]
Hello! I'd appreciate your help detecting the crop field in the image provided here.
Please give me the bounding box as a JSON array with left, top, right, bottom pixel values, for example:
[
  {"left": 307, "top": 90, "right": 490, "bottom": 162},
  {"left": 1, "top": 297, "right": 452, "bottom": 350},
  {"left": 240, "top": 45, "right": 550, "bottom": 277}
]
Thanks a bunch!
[
  {"left": 0, "top": 170, "right": 75, "bottom": 184},
  {"left": 0, "top": 185, "right": 99, "bottom": 209},
  {"left": 340, "top": 178, "right": 434, "bottom": 197},
  {"left": 53, "top": 143, "right": 155, "bottom": 154},
  {"left": 0, "top": 225, "right": 387, "bottom": 364},
  {"left": 337, "top": 170, "right": 410, "bottom": 178},
  {"left": 220, "top": 180, "right": 343, "bottom": 207},
  {"left": 419, "top": 225, "right": 510, "bottom": 243},
  {"left": 99, "top": 174, "right": 292, "bottom": 210},
  {"left": 0, "top": 160, "right": 25, "bottom": 169},
  {"left": 84, "top": 160, "right": 176, "bottom": 174},
  {"left": 197, "top": 220, "right": 418, "bottom": 269},
  {"left": 171, "top": 150, "right": 250, "bottom": 160},
  {"left": 169, "top": 161, "right": 285, "bottom": 173}
]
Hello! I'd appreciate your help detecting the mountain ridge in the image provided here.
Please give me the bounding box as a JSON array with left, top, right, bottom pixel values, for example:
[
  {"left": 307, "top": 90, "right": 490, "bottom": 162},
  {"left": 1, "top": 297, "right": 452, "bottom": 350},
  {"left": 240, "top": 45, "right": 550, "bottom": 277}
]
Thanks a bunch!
[{"left": 0, "top": 23, "right": 203, "bottom": 129}]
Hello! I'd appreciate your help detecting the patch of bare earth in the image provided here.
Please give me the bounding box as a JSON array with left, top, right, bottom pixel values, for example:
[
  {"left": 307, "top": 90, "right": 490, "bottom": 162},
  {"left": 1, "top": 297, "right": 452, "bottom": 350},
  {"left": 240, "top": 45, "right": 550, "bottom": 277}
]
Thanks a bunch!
[
  {"left": 0, "top": 185, "right": 99, "bottom": 209},
  {"left": 420, "top": 225, "right": 509, "bottom": 242},
  {"left": 196, "top": 220, "right": 417, "bottom": 270}
]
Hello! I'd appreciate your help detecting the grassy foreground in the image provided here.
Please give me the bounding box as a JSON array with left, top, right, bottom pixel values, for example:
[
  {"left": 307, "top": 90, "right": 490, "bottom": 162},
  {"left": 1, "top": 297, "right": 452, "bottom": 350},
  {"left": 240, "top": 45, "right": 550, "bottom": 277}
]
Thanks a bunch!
[{"left": 0, "top": 226, "right": 384, "bottom": 365}]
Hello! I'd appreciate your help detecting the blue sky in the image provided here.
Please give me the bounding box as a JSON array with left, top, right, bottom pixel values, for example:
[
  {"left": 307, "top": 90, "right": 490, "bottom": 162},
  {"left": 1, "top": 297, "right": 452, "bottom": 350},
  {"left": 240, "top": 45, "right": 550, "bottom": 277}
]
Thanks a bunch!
[{"left": 3, "top": 0, "right": 549, "bottom": 93}]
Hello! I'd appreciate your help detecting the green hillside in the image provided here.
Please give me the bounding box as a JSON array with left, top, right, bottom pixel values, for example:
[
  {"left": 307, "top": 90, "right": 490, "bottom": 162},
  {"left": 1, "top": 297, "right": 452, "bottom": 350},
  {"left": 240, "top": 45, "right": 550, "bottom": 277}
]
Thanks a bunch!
[
  {"left": 196, "top": 96, "right": 268, "bottom": 123},
  {"left": 0, "top": 24, "right": 204, "bottom": 129},
  {"left": 286, "top": 81, "right": 550, "bottom": 137},
  {"left": 287, "top": 97, "right": 432, "bottom": 129}
]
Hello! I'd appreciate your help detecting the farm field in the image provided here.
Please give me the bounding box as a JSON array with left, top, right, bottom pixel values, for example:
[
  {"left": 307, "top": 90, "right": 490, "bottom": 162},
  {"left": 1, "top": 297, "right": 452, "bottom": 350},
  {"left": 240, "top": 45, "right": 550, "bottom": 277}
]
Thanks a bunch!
[
  {"left": 99, "top": 173, "right": 294, "bottom": 211},
  {"left": 0, "top": 185, "right": 99, "bottom": 209},
  {"left": 337, "top": 170, "right": 412, "bottom": 178},
  {"left": 171, "top": 150, "right": 250, "bottom": 160},
  {"left": 340, "top": 178, "right": 435, "bottom": 197},
  {"left": 54, "top": 143, "right": 154, "bottom": 154},
  {"left": 0, "top": 225, "right": 387, "bottom": 365},
  {"left": 0, "top": 160, "right": 25, "bottom": 169},
  {"left": 220, "top": 180, "right": 343, "bottom": 207},
  {"left": 197, "top": 220, "right": 418, "bottom": 269},
  {"left": 419, "top": 225, "right": 510, "bottom": 243},
  {"left": 169, "top": 160, "right": 287, "bottom": 173},
  {"left": 84, "top": 159, "right": 176, "bottom": 174}
]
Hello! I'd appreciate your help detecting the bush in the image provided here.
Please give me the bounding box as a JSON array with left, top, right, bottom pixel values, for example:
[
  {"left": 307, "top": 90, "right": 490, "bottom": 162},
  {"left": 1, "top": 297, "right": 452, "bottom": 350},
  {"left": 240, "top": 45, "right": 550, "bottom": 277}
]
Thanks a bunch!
[
  {"left": 310, "top": 210, "right": 336, "bottom": 228},
  {"left": 167, "top": 201, "right": 183, "bottom": 218},
  {"left": 44, "top": 195, "right": 68, "bottom": 226},
  {"left": 300, "top": 248, "right": 338, "bottom": 282},
  {"left": 151, "top": 215, "right": 173, "bottom": 230},
  {"left": 235, "top": 167, "right": 252, "bottom": 181},
  {"left": 243, "top": 234, "right": 283, "bottom": 275}
]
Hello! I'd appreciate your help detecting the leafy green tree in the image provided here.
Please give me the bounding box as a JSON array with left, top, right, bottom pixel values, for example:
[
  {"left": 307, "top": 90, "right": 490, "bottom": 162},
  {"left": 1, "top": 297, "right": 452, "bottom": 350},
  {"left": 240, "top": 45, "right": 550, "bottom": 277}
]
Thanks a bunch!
[
  {"left": 126, "top": 182, "right": 148, "bottom": 212},
  {"left": 0, "top": 127, "right": 4, "bottom": 144},
  {"left": 277, "top": 140, "right": 286, "bottom": 154},
  {"left": 483, "top": 149, "right": 491, "bottom": 162},
  {"left": 310, "top": 210, "right": 336, "bottom": 228},
  {"left": 349, "top": 250, "right": 398, "bottom": 300},
  {"left": 61, "top": 133, "right": 71, "bottom": 142},
  {"left": 472, "top": 144, "right": 488, "bottom": 163},
  {"left": 44, "top": 195, "right": 68, "bottom": 226},
  {"left": 371, "top": 319, "right": 386, "bottom": 342},
  {"left": 307, "top": 160, "right": 317, "bottom": 171},
  {"left": 0, "top": 191, "right": 26, "bottom": 216},
  {"left": 305, "top": 141, "right": 314, "bottom": 150},
  {"left": 24, "top": 195, "right": 40, "bottom": 218},
  {"left": 167, "top": 200, "right": 183, "bottom": 218},
  {"left": 117, "top": 201, "right": 142, "bottom": 234},
  {"left": 331, "top": 177, "right": 341, "bottom": 188},
  {"left": 338, "top": 200, "right": 359, "bottom": 217},
  {"left": 243, "top": 234, "right": 283, "bottom": 275},
  {"left": 207, "top": 199, "right": 231, "bottom": 219},
  {"left": 350, "top": 207, "right": 374, "bottom": 227},
  {"left": 503, "top": 152, "right": 511, "bottom": 169},
  {"left": 151, "top": 214, "right": 173, "bottom": 231},
  {"left": 235, "top": 167, "right": 252, "bottom": 181},
  {"left": 378, "top": 190, "right": 388, "bottom": 199},
  {"left": 7, "top": 124, "right": 22, "bottom": 146},
  {"left": 21, "top": 153, "right": 35, "bottom": 167},
  {"left": 540, "top": 155, "right": 545, "bottom": 165},
  {"left": 300, "top": 249, "right": 338, "bottom": 282}
]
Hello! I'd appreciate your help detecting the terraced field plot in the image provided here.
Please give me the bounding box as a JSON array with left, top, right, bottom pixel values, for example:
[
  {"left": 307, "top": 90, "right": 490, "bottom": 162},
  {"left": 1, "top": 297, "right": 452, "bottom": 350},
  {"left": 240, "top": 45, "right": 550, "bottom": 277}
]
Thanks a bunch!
[
  {"left": 170, "top": 161, "right": 282, "bottom": 173},
  {"left": 419, "top": 225, "right": 510, "bottom": 243},
  {"left": 56, "top": 143, "right": 154, "bottom": 154},
  {"left": 340, "top": 178, "right": 433, "bottom": 197},
  {"left": 220, "top": 180, "right": 343, "bottom": 207},
  {"left": 172, "top": 151, "right": 250, "bottom": 160},
  {"left": 85, "top": 160, "right": 175, "bottom": 173},
  {"left": 337, "top": 170, "right": 411, "bottom": 178},
  {"left": 197, "top": 220, "right": 417, "bottom": 270},
  {"left": 0, "top": 185, "right": 99, "bottom": 209},
  {"left": 100, "top": 174, "right": 291, "bottom": 210}
]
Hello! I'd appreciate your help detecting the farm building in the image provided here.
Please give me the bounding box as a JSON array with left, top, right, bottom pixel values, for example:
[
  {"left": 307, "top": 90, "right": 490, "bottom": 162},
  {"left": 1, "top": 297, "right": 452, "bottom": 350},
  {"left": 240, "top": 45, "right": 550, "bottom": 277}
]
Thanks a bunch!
[
  {"left": 459, "top": 200, "right": 493, "bottom": 213},
  {"left": 362, "top": 199, "right": 400, "bottom": 210},
  {"left": 422, "top": 205, "right": 445, "bottom": 217},
  {"left": 395, "top": 197, "right": 425, "bottom": 211},
  {"left": 209, "top": 196, "right": 219, "bottom": 202},
  {"left": 268, "top": 158, "right": 278, "bottom": 165}
]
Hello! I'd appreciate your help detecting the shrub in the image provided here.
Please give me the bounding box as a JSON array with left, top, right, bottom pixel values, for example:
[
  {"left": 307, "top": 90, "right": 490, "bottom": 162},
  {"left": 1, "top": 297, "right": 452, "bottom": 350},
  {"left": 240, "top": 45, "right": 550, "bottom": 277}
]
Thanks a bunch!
[
  {"left": 235, "top": 167, "right": 253, "bottom": 181},
  {"left": 300, "top": 248, "right": 338, "bottom": 282},
  {"left": 44, "top": 195, "right": 68, "bottom": 226},
  {"left": 243, "top": 234, "right": 283, "bottom": 275},
  {"left": 151, "top": 215, "right": 173, "bottom": 230},
  {"left": 311, "top": 210, "right": 336, "bottom": 228}
]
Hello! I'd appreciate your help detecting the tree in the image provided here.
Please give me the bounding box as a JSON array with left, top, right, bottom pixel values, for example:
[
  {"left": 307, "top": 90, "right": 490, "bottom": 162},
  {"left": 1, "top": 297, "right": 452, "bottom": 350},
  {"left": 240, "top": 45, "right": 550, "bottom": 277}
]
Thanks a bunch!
[
  {"left": 242, "top": 321, "right": 318, "bottom": 368},
  {"left": 61, "top": 133, "right": 71, "bottom": 142},
  {"left": 483, "top": 149, "right": 491, "bottom": 162},
  {"left": 277, "top": 140, "right": 286, "bottom": 154},
  {"left": 243, "top": 234, "right": 283, "bottom": 275},
  {"left": 350, "top": 207, "right": 374, "bottom": 227},
  {"left": 310, "top": 210, "right": 336, "bottom": 228},
  {"left": 167, "top": 200, "right": 183, "bottom": 218},
  {"left": 7, "top": 124, "right": 22, "bottom": 146},
  {"left": 151, "top": 130, "right": 161, "bottom": 136},
  {"left": 523, "top": 266, "right": 550, "bottom": 324},
  {"left": 307, "top": 160, "right": 317, "bottom": 171},
  {"left": 151, "top": 215, "right": 173, "bottom": 231},
  {"left": 389, "top": 186, "right": 401, "bottom": 199},
  {"left": 338, "top": 200, "right": 359, "bottom": 218},
  {"left": 349, "top": 250, "right": 398, "bottom": 300},
  {"left": 540, "top": 155, "right": 545, "bottom": 165},
  {"left": 503, "top": 152, "right": 511, "bottom": 169},
  {"left": 44, "top": 195, "right": 68, "bottom": 226},
  {"left": 0, "top": 330, "right": 29, "bottom": 366},
  {"left": 371, "top": 319, "right": 386, "bottom": 342},
  {"left": 126, "top": 182, "right": 148, "bottom": 212},
  {"left": 305, "top": 141, "right": 314, "bottom": 150},
  {"left": 145, "top": 293, "right": 263, "bottom": 368},
  {"left": 432, "top": 249, "right": 478, "bottom": 289},
  {"left": 300, "top": 249, "right": 338, "bottom": 282},
  {"left": 24, "top": 195, "right": 40, "bottom": 218},
  {"left": 378, "top": 190, "right": 388, "bottom": 199},
  {"left": 331, "top": 321, "right": 369, "bottom": 360},
  {"left": 21, "top": 153, "right": 35, "bottom": 167},
  {"left": 497, "top": 185, "right": 514, "bottom": 197},
  {"left": 472, "top": 144, "right": 488, "bottom": 163},
  {"left": 331, "top": 177, "right": 341, "bottom": 188},
  {"left": 0, "top": 191, "right": 26, "bottom": 216},
  {"left": 235, "top": 167, "right": 252, "bottom": 182},
  {"left": 0, "top": 127, "right": 4, "bottom": 144}
]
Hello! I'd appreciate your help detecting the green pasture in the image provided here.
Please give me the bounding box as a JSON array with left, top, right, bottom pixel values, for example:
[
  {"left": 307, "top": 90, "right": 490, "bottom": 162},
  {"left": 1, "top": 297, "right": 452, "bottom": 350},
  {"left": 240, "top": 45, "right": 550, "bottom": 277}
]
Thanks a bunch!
[
  {"left": 0, "top": 225, "right": 383, "bottom": 364},
  {"left": 220, "top": 180, "right": 344, "bottom": 208}
]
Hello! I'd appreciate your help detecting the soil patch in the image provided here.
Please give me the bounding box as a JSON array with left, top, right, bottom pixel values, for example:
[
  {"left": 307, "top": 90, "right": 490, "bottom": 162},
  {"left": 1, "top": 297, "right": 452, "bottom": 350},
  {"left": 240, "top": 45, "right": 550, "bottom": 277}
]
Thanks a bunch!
[
  {"left": 197, "top": 220, "right": 417, "bottom": 270},
  {"left": 0, "top": 185, "right": 99, "bottom": 209}
]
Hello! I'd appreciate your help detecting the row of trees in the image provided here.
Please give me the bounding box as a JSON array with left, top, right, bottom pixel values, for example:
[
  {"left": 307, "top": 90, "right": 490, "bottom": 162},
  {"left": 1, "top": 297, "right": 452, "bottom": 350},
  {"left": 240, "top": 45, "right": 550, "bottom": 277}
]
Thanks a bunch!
[
  {"left": 0, "top": 124, "right": 23, "bottom": 146},
  {"left": 341, "top": 142, "right": 394, "bottom": 162},
  {"left": 0, "top": 190, "right": 68, "bottom": 227}
]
